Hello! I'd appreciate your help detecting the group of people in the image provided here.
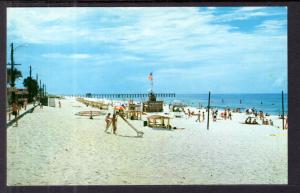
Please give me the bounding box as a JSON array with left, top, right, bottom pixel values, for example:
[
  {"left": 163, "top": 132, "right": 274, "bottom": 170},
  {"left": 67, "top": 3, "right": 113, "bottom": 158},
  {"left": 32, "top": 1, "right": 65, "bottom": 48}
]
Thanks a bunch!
[
  {"left": 245, "top": 116, "right": 258, "bottom": 124},
  {"left": 195, "top": 110, "right": 205, "bottom": 122},
  {"left": 262, "top": 118, "right": 274, "bottom": 126},
  {"left": 220, "top": 109, "right": 232, "bottom": 120},
  {"left": 211, "top": 109, "right": 232, "bottom": 122},
  {"left": 105, "top": 113, "right": 118, "bottom": 134}
]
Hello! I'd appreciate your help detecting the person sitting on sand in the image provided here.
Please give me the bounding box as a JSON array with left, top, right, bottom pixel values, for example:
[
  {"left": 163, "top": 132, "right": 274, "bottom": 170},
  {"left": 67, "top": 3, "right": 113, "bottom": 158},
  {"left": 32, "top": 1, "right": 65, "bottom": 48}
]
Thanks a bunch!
[
  {"left": 12, "top": 101, "right": 19, "bottom": 126},
  {"left": 245, "top": 116, "right": 251, "bottom": 124},
  {"left": 265, "top": 119, "right": 269, "bottom": 125},
  {"left": 105, "top": 113, "right": 112, "bottom": 133},
  {"left": 252, "top": 119, "right": 258, "bottom": 124},
  {"left": 112, "top": 113, "right": 118, "bottom": 135}
]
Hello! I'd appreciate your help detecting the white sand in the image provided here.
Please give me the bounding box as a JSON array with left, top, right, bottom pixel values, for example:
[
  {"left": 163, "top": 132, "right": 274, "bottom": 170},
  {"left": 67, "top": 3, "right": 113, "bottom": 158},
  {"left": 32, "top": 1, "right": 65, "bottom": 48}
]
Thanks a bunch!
[{"left": 7, "top": 97, "right": 287, "bottom": 185}]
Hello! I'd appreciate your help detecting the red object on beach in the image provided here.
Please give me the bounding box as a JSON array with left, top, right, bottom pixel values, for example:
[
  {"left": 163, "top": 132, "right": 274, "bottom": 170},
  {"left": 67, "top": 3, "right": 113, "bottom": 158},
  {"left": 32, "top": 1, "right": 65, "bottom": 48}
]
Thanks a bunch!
[{"left": 114, "top": 106, "right": 125, "bottom": 110}]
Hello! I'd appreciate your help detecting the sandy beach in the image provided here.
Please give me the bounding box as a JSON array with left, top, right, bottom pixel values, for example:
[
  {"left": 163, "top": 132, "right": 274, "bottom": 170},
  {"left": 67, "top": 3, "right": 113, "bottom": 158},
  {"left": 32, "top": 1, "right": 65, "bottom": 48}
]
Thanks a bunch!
[{"left": 7, "top": 97, "right": 287, "bottom": 185}]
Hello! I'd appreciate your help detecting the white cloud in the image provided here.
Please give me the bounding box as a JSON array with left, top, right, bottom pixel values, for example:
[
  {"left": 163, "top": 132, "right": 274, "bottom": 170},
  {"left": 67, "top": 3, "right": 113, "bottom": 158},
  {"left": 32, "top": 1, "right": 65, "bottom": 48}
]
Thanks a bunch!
[
  {"left": 42, "top": 53, "right": 92, "bottom": 59},
  {"left": 256, "top": 19, "right": 287, "bottom": 34}
]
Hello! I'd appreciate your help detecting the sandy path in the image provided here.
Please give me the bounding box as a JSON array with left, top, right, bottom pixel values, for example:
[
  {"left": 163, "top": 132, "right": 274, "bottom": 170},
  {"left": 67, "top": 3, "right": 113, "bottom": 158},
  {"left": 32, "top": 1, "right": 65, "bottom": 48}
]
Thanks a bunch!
[{"left": 7, "top": 98, "right": 287, "bottom": 185}]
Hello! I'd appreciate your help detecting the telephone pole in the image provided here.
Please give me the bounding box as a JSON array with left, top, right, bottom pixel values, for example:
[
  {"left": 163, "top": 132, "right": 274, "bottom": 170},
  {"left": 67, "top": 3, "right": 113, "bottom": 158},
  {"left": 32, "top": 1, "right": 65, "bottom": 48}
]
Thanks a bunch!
[{"left": 7, "top": 43, "right": 22, "bottom": 103}]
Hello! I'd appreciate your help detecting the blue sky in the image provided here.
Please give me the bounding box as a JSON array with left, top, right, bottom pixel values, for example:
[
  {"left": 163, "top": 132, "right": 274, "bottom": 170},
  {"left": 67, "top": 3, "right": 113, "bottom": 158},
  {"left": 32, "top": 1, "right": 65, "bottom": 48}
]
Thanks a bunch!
[{"left": 7, "top": 7, "right": 287, "bottom": 94}]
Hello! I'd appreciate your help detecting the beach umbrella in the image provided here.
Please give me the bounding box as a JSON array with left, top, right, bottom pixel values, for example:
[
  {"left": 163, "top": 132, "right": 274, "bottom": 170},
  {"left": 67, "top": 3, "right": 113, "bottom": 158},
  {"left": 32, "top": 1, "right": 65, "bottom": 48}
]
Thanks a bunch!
[{"left": 114, "top": 106, "right": 125, "bottom": 111}]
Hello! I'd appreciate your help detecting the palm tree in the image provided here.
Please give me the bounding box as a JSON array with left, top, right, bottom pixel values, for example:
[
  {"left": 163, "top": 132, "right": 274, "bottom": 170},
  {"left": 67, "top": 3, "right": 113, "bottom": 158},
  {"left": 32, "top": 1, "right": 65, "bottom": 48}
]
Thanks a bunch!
[
  {"left": 7, "top": 68, "right": 22, "bottom": 87},
  {"left": 23, "top": 77, "right": 39, "bottom": 103}
]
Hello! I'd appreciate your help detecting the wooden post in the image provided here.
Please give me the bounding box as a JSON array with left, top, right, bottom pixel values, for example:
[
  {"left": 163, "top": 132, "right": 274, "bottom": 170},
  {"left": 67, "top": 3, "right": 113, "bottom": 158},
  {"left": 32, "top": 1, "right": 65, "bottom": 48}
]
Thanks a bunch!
[
  {"left": 207, "top": 91, "right": 211, "bottom": 130},
  {"left": 282, "top": 91, "right": 284, "bottom": 130}
]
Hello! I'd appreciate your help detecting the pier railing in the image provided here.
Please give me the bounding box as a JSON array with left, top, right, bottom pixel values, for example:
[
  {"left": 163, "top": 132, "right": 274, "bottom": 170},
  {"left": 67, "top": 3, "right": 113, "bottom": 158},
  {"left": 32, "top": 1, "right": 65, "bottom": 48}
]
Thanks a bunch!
[{"left": 66, "top": 93, "right": 176, "bottom": 98}]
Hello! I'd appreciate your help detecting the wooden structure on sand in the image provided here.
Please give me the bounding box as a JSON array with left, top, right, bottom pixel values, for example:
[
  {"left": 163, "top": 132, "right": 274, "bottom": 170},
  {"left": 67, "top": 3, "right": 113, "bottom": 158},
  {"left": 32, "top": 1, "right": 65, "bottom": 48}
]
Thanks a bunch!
[
  {"left": 125, "top": 110, "right": 142, "bottom": 120},
  {"left": 77, "top": 98, "right": 109, "bottom": 110},
  {"left": 143, "top": 91, "right": 163, "bottom": 112},
  {"left": 147, "top": 115, "right": 171, "bottom": 129}
]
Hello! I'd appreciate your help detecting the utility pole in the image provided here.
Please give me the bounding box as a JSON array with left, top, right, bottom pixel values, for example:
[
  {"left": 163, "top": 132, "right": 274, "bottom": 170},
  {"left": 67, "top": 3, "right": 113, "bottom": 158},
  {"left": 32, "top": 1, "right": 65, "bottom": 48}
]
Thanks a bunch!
[
  {"left": 282, "top": 91, "right": 285, "bottom": 130},
  {"left": 39, "top": 80, "right": 42, "bottom": 99},
  {"left": 207, "top": 91, "right": 211, "bottom": 130},
  {"left": 6, "top": 43, "right": 22, "bottom": 103},
  {"left": 43, "top": 84, "right": 45, "bottom": 97},
  {"left": 29, "top": 65, "right": 32, "bottom": 78}
]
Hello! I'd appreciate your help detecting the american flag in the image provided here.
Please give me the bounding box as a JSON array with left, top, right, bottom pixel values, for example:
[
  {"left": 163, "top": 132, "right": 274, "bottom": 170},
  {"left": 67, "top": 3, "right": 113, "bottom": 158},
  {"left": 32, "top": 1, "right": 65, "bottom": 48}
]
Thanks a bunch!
[{"left": 148, "top": 72, "right": 153, "bottom": 81}]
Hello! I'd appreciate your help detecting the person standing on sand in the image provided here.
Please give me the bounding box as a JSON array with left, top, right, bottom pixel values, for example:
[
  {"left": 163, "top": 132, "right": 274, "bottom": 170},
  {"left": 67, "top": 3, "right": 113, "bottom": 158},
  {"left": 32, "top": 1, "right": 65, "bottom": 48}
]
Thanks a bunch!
[
  {"left": 23, "top": 99, "right": 27, "bottom": 110},
  {"left": 202, "top": 112, "right": 205, "bottom": 122},
  {"left": 105, "top": 113, "right": 112, "bottom": 133},
  {"left": 229, "top": 111, "right": 232, "bottom": 120},
  {"left": 285, "top": 116, "right": 288, "bottom": 129},
  {"left": 187, "top": 109, "right": 191, "bottom": 118},
  {"left": 12, "top": 101, "right": 19, "bottom": 126},
  {"left": 112, "top": 113, "right": 118, "bottom": 134},
  {"left": 195, "top": 110, "right": 201, "bottom": 122},
  {"left": 58, "top": 100, "right": 61, "bottom": 108}
]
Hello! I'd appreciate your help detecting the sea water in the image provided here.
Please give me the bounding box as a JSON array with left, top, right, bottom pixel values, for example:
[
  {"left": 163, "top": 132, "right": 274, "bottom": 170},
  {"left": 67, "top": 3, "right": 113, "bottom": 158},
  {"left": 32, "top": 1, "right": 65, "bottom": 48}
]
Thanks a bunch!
[{"left": 160, "top": 93, "right": 288, "bottom": 115}]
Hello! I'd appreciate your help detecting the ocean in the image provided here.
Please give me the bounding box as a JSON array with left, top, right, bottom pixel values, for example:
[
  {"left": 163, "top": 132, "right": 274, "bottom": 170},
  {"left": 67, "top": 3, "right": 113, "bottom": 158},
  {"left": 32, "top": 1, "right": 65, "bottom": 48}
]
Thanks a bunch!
[{"left": 159, "top": 93, "right": 288, "bottom": 115}]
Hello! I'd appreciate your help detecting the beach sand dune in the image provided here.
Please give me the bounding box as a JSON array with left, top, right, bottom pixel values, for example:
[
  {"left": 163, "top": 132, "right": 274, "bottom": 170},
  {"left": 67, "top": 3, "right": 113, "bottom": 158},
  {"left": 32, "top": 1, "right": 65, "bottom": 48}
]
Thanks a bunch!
[{"left": 7, "top": 98, "right": 287, "bottom": 185}]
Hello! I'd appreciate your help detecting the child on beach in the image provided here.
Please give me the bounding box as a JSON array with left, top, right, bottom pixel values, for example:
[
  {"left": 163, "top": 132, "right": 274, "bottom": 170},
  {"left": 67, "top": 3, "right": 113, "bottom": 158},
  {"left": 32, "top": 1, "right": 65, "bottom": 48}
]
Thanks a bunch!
[
  {"left": 105, "top": 113, "right": 111, "bottom": 133},
  {"left": 112, "top": 113, "right": 117, "bottom": 134}
]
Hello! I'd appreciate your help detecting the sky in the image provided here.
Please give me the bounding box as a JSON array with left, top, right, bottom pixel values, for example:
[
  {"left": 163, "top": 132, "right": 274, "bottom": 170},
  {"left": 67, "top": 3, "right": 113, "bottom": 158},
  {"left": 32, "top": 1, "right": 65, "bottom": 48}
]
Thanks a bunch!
[{"left": 7, "top": 7, "right": 287, "bottom": 94}]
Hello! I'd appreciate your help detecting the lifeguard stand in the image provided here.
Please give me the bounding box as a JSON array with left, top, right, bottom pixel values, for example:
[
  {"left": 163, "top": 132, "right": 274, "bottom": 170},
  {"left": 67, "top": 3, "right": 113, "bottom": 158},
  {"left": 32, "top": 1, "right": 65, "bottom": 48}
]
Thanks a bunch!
[{"left": 143, "top": 91, "right": 163, "bottom": 112}]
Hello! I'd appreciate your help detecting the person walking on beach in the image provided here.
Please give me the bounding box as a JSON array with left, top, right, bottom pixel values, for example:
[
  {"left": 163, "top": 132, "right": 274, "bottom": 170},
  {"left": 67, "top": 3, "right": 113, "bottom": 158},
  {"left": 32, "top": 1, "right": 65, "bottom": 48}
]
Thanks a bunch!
[
  {"left": 229, "top": 111, "right": 232, "bottom": 120},
  {"left": 58, "top": 100, "right": 61, "bottom": 108},
  {"left": 112, "top": 113, "right": 118, "bottom": 135},
  {"left": 187, "top": 109, "right": 191, "bottom": 118},
  {"left": 12, "top": 101, "right": 19, "bottom": 126},
  {"left": 39, "top": 101, "right": 43, "bottom": 109},
  {"left": 224, "top": 110, "right": 227, "bottom": 120},
  {"left": 23, "top": 99, "right": 27, "bottom": 110},
  {"left": 105, "top": 113, "right": 112, "bottom": 133},
  {"left": 196, "top": 110, "right": 201, "bottom": 122},
  {"left": 213, "top": 111, "right": 217, "bottom": 122},
  {"left": 202, "top": 112, "right": 205, "bottom": 122}
]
